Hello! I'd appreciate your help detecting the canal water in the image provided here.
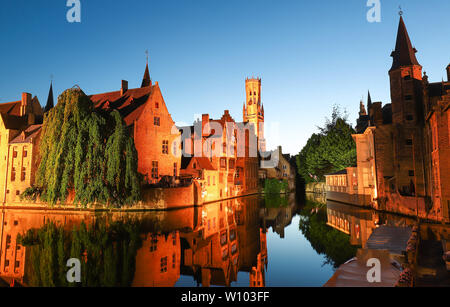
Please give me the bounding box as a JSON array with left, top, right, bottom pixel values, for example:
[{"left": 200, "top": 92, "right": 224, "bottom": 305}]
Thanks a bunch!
[{"left": 1, "top": 192, "right": 448, "bottom": 287}]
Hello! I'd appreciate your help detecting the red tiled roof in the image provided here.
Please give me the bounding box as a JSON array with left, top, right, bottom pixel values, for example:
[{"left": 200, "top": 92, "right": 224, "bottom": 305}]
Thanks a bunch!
[
  {"left": 0, "top": 101, "right": 21, "bottom": 116},
  {"left": 0, "top": 114, "right": 28, "bottom": 130},
  {"left": 10, "top": 125, "right": 42, "bottom": 144},
  {"left": 89, "top": 86, "right": 155, "bottom": 126},
  {"left": 181, "top": 156, "right": 216, "bottom": 171}
]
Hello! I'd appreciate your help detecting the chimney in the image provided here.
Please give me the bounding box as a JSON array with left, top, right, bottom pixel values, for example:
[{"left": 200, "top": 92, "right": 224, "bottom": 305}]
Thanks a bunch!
[
  {"left": 121, "top": 80, "right": 128, "bottom": 95},
  {"left": 21, "top": 92, "right": 32, "bottom": 116},
  {"left": 447, "top": 64, "right": 450, "bottom": 82},
  {"left": 202, "top": 114, "right": 210, "bottom": 136}
]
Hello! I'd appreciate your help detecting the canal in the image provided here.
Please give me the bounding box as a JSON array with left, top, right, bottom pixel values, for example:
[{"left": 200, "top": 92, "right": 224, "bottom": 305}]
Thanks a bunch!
[{"left": 0, "top": 192, "right": 448, "bottom": 287}]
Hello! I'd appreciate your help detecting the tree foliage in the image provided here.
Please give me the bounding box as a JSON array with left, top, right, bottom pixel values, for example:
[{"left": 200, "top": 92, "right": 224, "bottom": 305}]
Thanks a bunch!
[
  {"left": 32, "top": 87, "right": 141, "bottom": 207},
  {"left": 17, "top": 219, "right": 143, "bottom": 287},
  {"left": 296, "top": 106, "right": 356, "bottom": 183},
  {"left": 298, "top": 201, "right": 358, "bottom": 268}
]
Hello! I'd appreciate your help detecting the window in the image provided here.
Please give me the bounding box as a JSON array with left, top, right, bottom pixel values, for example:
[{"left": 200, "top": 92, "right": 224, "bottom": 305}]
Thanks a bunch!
[
  {"left": 151, "top": 161, "right": 159, "bottom": 179},
  {"left": 229, "top": 159, "right": 235, "bottom": 169},
  {"left": 406, "top": 114, "right": 414, "bottom": 121},
  {"left": 220, "top": 158, "right": 227, "bottom": 169},
  {"left": 406, "top": 139, "right": 413, "bottom": 146},
  {"left": 404, "top": 95, "right": 413, "bottom": 101},
  {"left": 11, "top": 167, "right": 16, "bottom": 181},
  {"left": 154, "top": 117, "right": 160, "bottom": 126},
  {"left": 6, "top": 235, "right": 11, "bottom": 250},
  {"left": 21, "top": 167, "right": 26, "bottom": 181},
  {"left": 409, "top": 170, "right": 415, "bottom": 177},
  {"left": 23, "top": 150, "right": 28, "bottom": 158},
  {"left": 220, "top": 231, "right": 227, "bottom": 246},
  {"left": 16, "top": 191, "right": 20, "bottom": 196},
  {"left": 162, "top": 140, "right": 169, "bottom": 154},
  {"left": 12, "top": 149, "right": 17, "bottom": 158},
  {"left": 404, "top": 75, "right": 411, "bottom": 81},
  {"left": 172, "top": 254, "right": 176, "bottom": 269},
  {"left": 173, "top": 163, "right": 177, "bottom": 177},
  {"left": 212, "top": 176, "right": 215, "bottom": 185},
  {"left": 160, "top": 257, "right": 168, "bottom": 273},
  {"left": 172, "top": 142, "right": 177, "bottom": 156},
  {"left": 207, "top": 176, "right": 210, "bottom": 186},
  {"left": 172, "top": 233, "right": 177, "bottom": 246},
  {"left": 155, "top": 102, "right": 159, "bottom": 109},
  {"left": 150, "top": 235, "right": 158, "bottom": 252}
]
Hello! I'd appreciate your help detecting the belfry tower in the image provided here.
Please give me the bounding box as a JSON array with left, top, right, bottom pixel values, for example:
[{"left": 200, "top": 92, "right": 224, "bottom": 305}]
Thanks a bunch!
[{"left": 243, "top": 78, "right": 266, "bottom": 151}]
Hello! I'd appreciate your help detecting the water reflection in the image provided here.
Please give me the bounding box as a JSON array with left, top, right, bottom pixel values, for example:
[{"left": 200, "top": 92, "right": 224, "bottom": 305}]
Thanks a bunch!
[{"left": 2, "top": 193, "right": 447, "bottom": 287}]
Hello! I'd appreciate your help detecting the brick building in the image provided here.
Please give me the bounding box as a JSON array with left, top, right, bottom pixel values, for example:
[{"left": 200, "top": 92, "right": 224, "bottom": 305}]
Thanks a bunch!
[
  {"left": 179, "top": 78, "right": 263, "bottom": 203},
  {"left": 351, "top": 16, "right": 450, "bottom": 223},
  {"left": 90, "top": 63, "right": 181, "bottom": 184}
]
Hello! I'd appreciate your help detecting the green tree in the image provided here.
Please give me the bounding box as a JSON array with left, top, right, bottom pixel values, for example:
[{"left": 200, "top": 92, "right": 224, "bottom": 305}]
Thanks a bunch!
[
  {"left": 30, "top": 87, "right": 141, "bottom": 207},
  {"left": 298, "top": 201, "right": 358, "bottom": 268},
  {"left": 296, "top": 106, "right": 356, "bottom": 183}
]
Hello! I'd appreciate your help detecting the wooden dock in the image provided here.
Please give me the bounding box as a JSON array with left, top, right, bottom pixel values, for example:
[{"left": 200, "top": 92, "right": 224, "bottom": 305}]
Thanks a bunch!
[{"left": 366, "top": 226, "right": 412, "bottom": 256}]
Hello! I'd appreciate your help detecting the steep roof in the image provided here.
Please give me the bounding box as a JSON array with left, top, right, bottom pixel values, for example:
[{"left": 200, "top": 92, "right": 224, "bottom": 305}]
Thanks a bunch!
[
  {"left": 0, "top": 101, "right": 21, "bottom": 116},
  {"left": 181, "top": 156, "right": 216, "bottom": 171},
  {"left": 44, "top": 82, "right": 54, "bottom": 113},
  {"left": 0, "top": 114, "right": 28, "bottom": 130},
  {"left": 390, "top": 16, "right": 420, "bottom": 71},
  {"left": 141, "top": 63, "right": 151, "bottom": 88},
  {"left": 10, "top": 125, "right": 42, "bottom": 144},
  {"left": 89, "top": 85, "right": 155, "bottom": 126}
]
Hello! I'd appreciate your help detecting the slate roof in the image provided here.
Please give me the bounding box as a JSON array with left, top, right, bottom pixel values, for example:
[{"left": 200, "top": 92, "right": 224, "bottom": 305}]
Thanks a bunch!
[{"left": 390, "top": 16, "right": 420, "bottom": 71}]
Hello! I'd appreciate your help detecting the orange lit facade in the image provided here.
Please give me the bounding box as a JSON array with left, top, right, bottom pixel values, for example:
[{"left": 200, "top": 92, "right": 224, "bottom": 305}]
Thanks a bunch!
[
  {"left": 180, "top": 80, "right": 262, "bottom": 202},
  {"left": 0, "top": 93, "right": 44, "bottom": 204},
  {"left": 90, "top": 65, "right": 181, "bottom": 184},
  {"left": 0, "top": 210, "right": 94, "bottom": 285},
  {"left": 132, "top": 232, "right": 181, "bottom": 287},
  {"left": 243, "top": 78, "right": 266, "bottom": 152}
]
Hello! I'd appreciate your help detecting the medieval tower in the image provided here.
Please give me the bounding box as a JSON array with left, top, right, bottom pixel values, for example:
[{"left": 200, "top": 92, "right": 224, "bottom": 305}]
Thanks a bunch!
[
  {"left": 243, "top": 78, "right": 266, "bottom": 152},
  {"left": 388, "top": 16, "right": 425, "bottom": 197}
]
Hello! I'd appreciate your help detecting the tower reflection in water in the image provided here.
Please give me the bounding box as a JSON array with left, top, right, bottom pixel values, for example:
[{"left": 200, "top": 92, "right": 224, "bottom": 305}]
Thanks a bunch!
[{"left": 1, "top": 194, "right": 299, "bottom": 287}]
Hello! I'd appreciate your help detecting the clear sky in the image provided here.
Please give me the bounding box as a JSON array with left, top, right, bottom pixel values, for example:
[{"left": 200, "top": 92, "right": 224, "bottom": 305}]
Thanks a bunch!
[{"left": 0, "top": 0, "right": 449, "bottom": 155}]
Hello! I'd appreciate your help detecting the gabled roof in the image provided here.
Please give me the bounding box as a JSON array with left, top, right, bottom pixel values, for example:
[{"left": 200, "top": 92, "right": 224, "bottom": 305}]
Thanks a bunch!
[
  {"left": 181, "top": 156, "right": 216, "bottom": 171},
  {"left": 0, "top": 114, "right": 28, "bottom": 130},
  {"left": 89, "top": 85, "right": 155, "bottom": 126},
  {"left": 390, "top": 16, "right": 420, "bottom": 71},
  {"left": 0, "top": 101, "right": 21, "bottom": 116},
  {"left": 427, "top": 82, "right": 450, "bottom": 98},
  {"left": 10, "top": 125, "right": 42, "bottom": 144}
]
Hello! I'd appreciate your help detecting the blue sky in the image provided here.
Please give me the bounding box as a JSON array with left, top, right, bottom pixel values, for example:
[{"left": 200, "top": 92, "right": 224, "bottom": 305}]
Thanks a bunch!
[{"left": 0, "top": 0, "right": 449, "bottom": 154}]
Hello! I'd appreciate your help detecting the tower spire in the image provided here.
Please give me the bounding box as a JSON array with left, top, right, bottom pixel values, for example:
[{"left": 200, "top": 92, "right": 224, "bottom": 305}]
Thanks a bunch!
[
  {"left": 141, "top": 50, "right": 152, "bottom": 88},
  {"left": 390, "top": 15, "right": 420, "bottom": 71},
  {"left": 44, "top": 80, "right": 54, "bottom": 113}
]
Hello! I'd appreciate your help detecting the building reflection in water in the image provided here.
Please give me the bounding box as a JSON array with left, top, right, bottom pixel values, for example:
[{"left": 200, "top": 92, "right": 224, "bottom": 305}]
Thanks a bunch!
[{"left": 0, "top": 194, "right": 299, "bottom": 287}]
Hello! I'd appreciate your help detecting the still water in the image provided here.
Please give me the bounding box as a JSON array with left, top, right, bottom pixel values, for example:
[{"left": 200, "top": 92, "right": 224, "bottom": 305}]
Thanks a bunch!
[{"left": 1, "top": 193, "right": 448, "bottom": 287}]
